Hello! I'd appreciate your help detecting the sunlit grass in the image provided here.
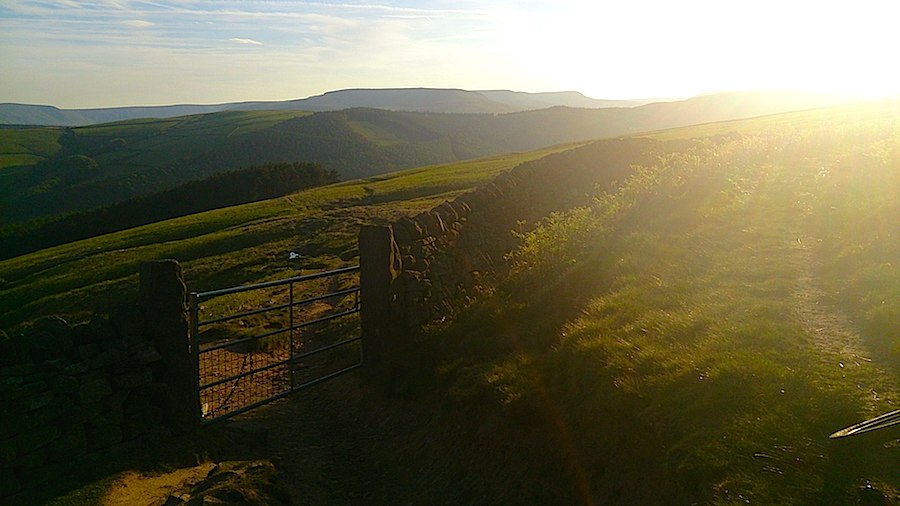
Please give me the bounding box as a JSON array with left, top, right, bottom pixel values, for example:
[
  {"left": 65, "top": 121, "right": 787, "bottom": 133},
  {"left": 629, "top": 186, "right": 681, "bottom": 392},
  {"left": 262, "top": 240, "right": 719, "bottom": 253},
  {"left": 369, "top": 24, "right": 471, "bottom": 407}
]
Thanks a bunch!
[
  {"left": 438, "top": 107, "right": 899, "bottom": 502},
  {"left": 0, "top": 127, "right": 63, "bottom": 168},
  {"left": 0, "top": 153, "right": 42, "bottom": 168},
  {"left": 0, "top": 143, "right": 581, "bottom": 329},
  {"left": 4, "top": 101, "right": 898, "bottom": 502}
]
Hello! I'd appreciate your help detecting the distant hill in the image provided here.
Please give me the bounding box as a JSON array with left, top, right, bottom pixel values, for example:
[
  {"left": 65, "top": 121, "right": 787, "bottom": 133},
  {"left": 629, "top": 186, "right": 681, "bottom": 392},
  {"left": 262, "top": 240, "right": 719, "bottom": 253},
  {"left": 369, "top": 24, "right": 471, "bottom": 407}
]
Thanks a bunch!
[
  {"left": 1, "top": 88, "right": 847, "bottom": 127},
  {"left": 0, "top": 92, "right": 862, "bottom": 227},
  {"left": 1, "top": 88, "right": 644, "bottom": 127},
  {"left": 476, "top": 90, "right": 654, "bottom": 109},
  {"left": 231, "top": 88, "right": 519, "bottom": 114},
  {"left": 0, "top": 102, "right": 230, "bottom": 128}
]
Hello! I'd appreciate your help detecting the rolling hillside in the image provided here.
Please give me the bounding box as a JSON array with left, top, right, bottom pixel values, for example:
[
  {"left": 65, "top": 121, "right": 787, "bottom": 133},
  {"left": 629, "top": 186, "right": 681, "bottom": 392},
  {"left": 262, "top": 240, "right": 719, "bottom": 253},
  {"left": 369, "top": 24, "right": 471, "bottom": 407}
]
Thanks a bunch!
[
  {"left": 2, "top": 101, "right": 898, "bottom": 505},
  {"left": 432, "top": 101, "right": 899, "bottom": 503},
  {"left": 0, "top": 92, "right": 860, "bottom": 228},
  {"left": 0, "top": 162, "right": 339, "bottom": 260},
  {"left": 0, "top": 142, "right": 584, "bottom": 330}
]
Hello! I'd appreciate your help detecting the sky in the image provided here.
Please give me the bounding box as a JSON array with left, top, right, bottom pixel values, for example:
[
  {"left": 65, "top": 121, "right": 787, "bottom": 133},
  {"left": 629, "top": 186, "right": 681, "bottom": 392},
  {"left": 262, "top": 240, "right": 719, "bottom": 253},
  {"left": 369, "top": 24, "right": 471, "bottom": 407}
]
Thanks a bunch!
[{"left": 1, "top": 0, "right": 899, "bottom": 108}]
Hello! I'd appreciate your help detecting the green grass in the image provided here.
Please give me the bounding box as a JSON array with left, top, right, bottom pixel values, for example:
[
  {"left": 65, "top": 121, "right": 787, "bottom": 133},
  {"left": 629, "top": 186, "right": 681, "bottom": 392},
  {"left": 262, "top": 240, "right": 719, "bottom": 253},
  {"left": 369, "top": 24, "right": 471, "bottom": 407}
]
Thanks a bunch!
[
  {"left": 0, "top": 128, "right": 63, "bottom": 168},
  {"left": 348, "top": 142, "right": 587, "bottom": 198},
  {"left": 5, "top": 101, "right": 899, "bottom": 503},
  {"left": 77, "top": 111, "right": 312, "bottom": 164},
  {"left": 434, "top": 103, "right": 900, "bottom": 503},
  {"left": 75, "top": 117, "right": 182, "bottom": 136},
  {"left": 5, "top": 94, "right": 849, "bottom": 226},
  {"left": 347, "top": 120, "right": 405, "bottom": 147},
  {"left": 0, "top": 154, "right": 42, "bottom": 168},
  {"left": 225, "top": 110, "right": 313, "bottom": 136},
  {"left": 641, "top": 99, "right": 900, "bottom": 141},
  {"left": 3, "top": 108, "right": 576, "bottom": 226},
  {"left": 0, "top": 111, "right": 322, "bottom": 225},
  {"left": 0, "top": 143, "right": 582, "bottom": 329}
]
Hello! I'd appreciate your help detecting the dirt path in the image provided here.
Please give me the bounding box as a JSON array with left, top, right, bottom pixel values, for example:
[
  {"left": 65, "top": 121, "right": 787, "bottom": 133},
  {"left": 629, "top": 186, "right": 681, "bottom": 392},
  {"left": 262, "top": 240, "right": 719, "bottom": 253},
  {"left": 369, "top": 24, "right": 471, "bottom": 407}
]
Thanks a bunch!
[
  {"left": 788, "top": 174, "right": 898, "bottom": 411},
  {"left": 790, "top": 254, "right": 897, "bottom": 411},
  {"left": 163, "top": 372, "right": 442, "bottom": 505},
  {"left": 102, "top": 463, "right": 216, "bottom": 506},
  {"left": 100, "top": 373, "right": 433, "bottom": 505},
  {"left": 235, "top": 374, "right": 465, "bottom": 505},
  {"left": 792, "top": 238, "right": 874, "bottom": 364},
  {"left": 209, "top": 370, "right": 539, "bottom": 505},
  {"left": 254, "top": 375, "right": 376, "bottom": 504},
  {"left": 793, "top": 281, "right": 874, "bottom": 362}
]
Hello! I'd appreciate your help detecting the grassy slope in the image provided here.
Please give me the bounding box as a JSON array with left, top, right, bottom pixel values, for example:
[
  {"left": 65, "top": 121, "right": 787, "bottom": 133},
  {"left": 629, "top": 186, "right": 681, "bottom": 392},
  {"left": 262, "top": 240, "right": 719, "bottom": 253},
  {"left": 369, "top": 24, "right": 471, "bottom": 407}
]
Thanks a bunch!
[
  {"left": 0, "top": 111, "right": 314, "bottom": 224},
  {"left": 5, "top": 102, "right": 897, "bottom": 503},
  {"left": 436, "top": 102, "right": 899, "bottom": 503},
  {"left": 0, "top": 128, "right": 64, "bottom": 169},
  {"left": 2, "top": 94, "right": 854, "bottom": 226},
  {"left": 0, "top": 142, "right": 583, "bottom": 329},
  {"left": 0, "top": 111, "right": 307, "bottom": 174},
  {"left": 0, "top": 128, "right": 65, "bottom": 222}
]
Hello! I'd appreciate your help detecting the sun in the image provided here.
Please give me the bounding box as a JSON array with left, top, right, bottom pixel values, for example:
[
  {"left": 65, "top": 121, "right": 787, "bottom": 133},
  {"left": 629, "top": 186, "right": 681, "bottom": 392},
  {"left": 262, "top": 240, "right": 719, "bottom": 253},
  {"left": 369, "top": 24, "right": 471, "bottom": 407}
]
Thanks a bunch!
[{"left": 497, "top": 1, "right": 900, "bottom": 100}]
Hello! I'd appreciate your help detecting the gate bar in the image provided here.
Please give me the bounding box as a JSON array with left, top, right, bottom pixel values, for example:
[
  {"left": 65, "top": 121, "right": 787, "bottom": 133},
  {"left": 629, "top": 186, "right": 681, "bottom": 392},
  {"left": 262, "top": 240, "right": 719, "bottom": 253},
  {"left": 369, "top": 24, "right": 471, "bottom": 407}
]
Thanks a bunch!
[
  {"left": 199, "top": 286, "right": 360, "bottom": 327},
  {"left": 199, "top": 306, "right": 360, "bottom": 354},
  {"left": 194, "top": 265, "right": 359, "bottom": 299},
  {"left": 192, "top": 264, "right": 362, "bottom": 425}
]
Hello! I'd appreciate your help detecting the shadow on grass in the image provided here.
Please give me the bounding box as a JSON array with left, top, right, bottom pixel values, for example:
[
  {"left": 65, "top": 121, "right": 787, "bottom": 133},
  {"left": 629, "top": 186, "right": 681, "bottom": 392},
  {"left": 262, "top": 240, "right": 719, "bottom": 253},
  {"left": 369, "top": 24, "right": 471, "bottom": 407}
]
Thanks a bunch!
[{"left": 20, "top": 422, "right": 278, "bottom": 506}]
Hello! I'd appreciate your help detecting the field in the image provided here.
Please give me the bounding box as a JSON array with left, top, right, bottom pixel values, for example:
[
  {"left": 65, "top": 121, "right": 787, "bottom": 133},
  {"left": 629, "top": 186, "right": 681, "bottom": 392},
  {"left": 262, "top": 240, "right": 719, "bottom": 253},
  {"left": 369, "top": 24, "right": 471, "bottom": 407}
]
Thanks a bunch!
[
  {"left": 0, "top": 111, "right": 315, "bottom": 224},
  {"left": 434, "top": 102, "right": 900, "bottom": 502},
  {"left": 0, "top": 142, "right": 584, "bottom": 330},
  {"left": 0, "top": 127, "right": 64, "bottom": 169},
  {"left": 1, "top": 92, "right": 847, "bottom": 227},
  {"left": 4, "top": 101, "right": 899, "bottom": 504}
]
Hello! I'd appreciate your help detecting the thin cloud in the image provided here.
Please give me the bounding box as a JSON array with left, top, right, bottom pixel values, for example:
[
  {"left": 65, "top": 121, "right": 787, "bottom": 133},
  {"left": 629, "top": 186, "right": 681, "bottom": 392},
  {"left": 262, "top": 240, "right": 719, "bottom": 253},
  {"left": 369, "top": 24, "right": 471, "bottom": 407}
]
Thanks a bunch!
[
  {"left": 229, "top": 37, "right": 262, "bottom": 45},
  {"left": 124, "top": 19, "right": 154, "bottom": 28}
]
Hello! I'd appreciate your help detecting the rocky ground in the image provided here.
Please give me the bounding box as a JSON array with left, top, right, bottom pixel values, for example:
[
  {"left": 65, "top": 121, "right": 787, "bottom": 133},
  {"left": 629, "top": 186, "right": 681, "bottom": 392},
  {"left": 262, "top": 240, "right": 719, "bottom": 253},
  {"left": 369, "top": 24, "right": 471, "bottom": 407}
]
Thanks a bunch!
[{"left": 100, "top": 370, "right": 535, "bottom": 506}]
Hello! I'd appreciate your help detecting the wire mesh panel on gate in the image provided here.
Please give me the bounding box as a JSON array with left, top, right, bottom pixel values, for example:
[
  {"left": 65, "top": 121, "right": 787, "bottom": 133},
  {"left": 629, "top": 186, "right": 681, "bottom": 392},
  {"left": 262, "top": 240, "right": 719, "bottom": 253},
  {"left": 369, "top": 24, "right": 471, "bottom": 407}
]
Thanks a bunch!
[{"left": 190, "top": 266, "right": 361, "bottom": 423}]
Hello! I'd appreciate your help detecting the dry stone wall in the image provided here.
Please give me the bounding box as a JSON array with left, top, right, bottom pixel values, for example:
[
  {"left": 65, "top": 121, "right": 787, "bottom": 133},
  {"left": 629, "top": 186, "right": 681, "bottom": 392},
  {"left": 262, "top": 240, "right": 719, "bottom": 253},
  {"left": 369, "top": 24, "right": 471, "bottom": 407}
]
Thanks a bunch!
[
  {"left": 386, "top": 137, "right": 665, "bottom": 329},
  {"left": 0, "top": 259, "right": 195, "bottom": 498}
]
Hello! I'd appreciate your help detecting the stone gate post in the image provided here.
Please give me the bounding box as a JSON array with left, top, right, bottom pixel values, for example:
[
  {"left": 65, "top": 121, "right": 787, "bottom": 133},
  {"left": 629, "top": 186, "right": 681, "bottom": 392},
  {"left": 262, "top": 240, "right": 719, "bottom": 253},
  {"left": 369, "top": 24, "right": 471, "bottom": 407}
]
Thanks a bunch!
[
  {"left": 139, "top": 259, "right": 199, "bottom": 434},
  {"left": 358, "top": 225, "right": 401, "bottom": 377}
]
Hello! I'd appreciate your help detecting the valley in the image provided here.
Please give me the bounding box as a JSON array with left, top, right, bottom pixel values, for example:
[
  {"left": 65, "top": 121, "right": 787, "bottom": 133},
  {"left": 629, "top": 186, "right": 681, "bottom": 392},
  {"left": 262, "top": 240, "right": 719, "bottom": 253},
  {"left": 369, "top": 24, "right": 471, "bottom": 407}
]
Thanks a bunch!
[
  {"left": 2, "top": 98, "right": 898, "bottom": 505},
  {"left": 0, "top": 90, "right": 852, "bottom": 228}
]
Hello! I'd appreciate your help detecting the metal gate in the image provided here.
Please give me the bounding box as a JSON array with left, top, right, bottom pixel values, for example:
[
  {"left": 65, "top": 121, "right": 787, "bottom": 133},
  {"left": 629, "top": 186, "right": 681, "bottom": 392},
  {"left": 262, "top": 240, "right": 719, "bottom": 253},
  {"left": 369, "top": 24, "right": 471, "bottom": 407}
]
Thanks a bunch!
[{"left": 189, "top": 266, "right": 361, "bottom": 423}]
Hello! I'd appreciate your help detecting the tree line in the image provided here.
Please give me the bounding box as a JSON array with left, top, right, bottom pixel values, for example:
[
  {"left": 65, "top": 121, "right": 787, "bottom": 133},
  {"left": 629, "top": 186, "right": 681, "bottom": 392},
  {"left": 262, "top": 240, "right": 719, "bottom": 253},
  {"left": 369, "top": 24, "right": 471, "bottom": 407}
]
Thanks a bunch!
[{"left": 0, "top": 162, "right": 338, "bottom": 260}]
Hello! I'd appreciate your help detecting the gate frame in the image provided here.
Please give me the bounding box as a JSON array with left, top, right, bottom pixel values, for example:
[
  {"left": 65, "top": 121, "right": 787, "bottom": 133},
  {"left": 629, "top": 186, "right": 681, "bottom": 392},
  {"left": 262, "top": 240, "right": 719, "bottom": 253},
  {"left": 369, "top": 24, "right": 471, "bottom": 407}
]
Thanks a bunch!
[{"left": 189, "top": 265, "right": 361, "bottom": 424}]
